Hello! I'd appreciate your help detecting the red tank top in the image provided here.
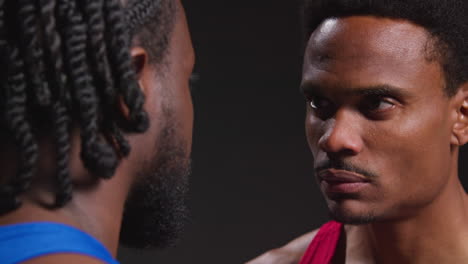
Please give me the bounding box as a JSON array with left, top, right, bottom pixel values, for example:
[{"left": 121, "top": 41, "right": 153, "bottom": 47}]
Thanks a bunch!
[{"left": 299, "top": 221, "right": 343, "bottom": 264}]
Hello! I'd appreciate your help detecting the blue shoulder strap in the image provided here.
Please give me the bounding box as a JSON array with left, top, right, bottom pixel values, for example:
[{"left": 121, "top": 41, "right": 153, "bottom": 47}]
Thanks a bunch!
[{"left": 0, "top": 222, "right": 119, "bottom": 264}]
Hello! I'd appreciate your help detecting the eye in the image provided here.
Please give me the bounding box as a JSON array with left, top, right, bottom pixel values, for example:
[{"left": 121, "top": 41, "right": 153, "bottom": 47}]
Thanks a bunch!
[
  {"left": 309, "top": 96, "right": 333, "bottom": 110},
  {"left": 307, "top": 96, "right": 335, "bottom": 119},
  {"left": 375, "top": 100, "right": 394, "bottom": 111},
  {"left": 361, "top": 96, "right": 396, "bottom": 114}
]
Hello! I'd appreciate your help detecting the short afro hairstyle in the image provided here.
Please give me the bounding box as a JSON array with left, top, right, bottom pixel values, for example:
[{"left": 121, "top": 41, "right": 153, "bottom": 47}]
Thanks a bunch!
[{"left": 302, "top": 0, "right": 468, "bottom": 96}]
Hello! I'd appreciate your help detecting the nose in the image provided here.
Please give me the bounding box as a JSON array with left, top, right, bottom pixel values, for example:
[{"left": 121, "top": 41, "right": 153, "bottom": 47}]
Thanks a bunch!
[{"left": 318, "top": 110, "right": 363, "bottom": 156}]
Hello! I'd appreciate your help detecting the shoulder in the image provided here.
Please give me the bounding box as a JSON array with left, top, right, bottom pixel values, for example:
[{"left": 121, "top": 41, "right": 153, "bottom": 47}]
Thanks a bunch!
[
  {"left": 245, "top": 229, "right": 320, "bottom": 264},
  {"left": 21, "top": 254, "right": 109, "bottom": 264}
]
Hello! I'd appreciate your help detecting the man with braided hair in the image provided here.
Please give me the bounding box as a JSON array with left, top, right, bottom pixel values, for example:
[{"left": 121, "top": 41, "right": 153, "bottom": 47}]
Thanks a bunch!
[
  {"left": 0, "top": 0, "right": 194, "bottom": 263},
  {"left": 248, "top": 0, "right": 468, "bottom": 263}
]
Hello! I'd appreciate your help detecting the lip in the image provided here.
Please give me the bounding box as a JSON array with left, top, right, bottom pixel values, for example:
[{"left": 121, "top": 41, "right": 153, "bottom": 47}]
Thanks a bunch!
[
  {"left": 317, "top": 169, "right": 371, "bottom": 194},
  {"left": 318, "top": 169, "right": 370, "bottom": 183}
]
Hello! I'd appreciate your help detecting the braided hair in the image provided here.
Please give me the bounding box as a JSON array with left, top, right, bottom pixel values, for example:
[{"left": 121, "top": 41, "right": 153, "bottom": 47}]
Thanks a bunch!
[{"left": 0, "top": 0, "right": 176, "bottom": 214}]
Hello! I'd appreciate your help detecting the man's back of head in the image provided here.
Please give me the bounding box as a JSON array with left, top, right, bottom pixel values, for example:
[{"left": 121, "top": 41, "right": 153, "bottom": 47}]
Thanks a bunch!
[{"left": 0, "top": 0, "right": 195, "bottom": 263}]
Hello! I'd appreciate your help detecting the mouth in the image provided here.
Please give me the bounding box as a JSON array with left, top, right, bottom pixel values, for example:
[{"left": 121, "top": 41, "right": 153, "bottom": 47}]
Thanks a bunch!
[{"left": 317, "top": 169, "right": 371, "bottom": 194}]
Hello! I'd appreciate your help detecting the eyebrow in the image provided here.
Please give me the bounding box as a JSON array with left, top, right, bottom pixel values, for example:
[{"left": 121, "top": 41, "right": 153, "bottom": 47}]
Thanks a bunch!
[
  {"left": 351, "top": 85, "right": 411, "bottom": 98},
  {"left": 300, "top": 83, "right": 412, "bottom": 99}
]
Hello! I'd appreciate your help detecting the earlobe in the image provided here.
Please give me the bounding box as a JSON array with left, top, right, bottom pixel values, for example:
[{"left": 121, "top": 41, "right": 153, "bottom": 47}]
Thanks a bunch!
[{"left": 451, "top": 85, "right": 468, "bottom": 146}]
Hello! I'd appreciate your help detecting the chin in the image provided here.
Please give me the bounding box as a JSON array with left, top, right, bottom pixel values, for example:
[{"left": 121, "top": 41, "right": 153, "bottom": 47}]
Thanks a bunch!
[{"left": 327, "top": 199, "right": 378, "bottom": 225}]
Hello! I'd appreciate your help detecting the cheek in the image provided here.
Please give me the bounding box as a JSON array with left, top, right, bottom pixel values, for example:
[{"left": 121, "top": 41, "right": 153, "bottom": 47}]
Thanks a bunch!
[
  {"left": 369, "top": 105, "right": 452, "bottom": 197},
  {"left": 305, "top": 108, "right": 323, "bottom": 155}
]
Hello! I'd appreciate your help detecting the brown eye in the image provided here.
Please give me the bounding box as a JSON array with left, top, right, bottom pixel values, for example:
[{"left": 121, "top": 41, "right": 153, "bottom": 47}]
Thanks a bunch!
[
  {"left": 309, "top": 96, "right": 332, "bottom": 110},
  {"left": 375, "top": 100, "right": 394, "bottom": 111},
  {"left": 308, "top": 96, "right": 335, "bottom": 120},
  {"left": 361, "top": 96, "right": 396, "bottom": 116},
  {"left": 359, "top": 96, "right": 399, "bottom": 120},
  {"left": 368, "top": 99, "right": 393, "bottom": 111}
]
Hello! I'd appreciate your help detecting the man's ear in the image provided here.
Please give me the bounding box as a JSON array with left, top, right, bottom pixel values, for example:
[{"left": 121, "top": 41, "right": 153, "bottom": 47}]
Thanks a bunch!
[
  {"left": 131, "top": 46, "right": 148, "bottom": 80},
  {"left": 451, "top": 83, "right": 468, "bottom": 146},
  {"left": 118, "top": 46, "right": 149, "bottom": 119}
]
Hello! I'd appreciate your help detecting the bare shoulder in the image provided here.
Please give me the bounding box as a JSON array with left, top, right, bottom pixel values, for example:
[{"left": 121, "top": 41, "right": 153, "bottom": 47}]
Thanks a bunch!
[
  {"left": 245, "top": 229, "right": 319, "bottom": 264},
  {"left": 21, "top": 253, "right": 108, "bottom": 264}
]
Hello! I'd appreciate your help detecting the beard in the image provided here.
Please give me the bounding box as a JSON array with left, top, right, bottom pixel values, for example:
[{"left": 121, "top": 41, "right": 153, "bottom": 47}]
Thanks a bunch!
[
  {"left": 328, "top": 204, "right": 377, "bottom": 225},
  {"left": 119, "top": 115, "right": 191, "bottom": 249}
]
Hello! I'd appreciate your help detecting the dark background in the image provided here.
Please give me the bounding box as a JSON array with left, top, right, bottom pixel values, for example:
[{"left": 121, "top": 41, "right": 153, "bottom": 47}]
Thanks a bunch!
[{"left": 118, "top": 1, "right": 468, "bottom": 263}]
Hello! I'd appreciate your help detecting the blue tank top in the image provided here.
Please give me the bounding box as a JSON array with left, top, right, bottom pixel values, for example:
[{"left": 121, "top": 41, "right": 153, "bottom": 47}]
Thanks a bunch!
[{"left": 0, "top": 222, "right": 119, "bottom": 264}]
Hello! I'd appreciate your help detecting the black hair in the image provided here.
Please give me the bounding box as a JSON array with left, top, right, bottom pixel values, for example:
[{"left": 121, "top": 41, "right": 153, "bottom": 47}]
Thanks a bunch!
[
  {"left": 0, "top": 0, "right": 176, "bottom": 214},
  {"left": 302, "top": 0, "right": 468, "bottom": 95}
]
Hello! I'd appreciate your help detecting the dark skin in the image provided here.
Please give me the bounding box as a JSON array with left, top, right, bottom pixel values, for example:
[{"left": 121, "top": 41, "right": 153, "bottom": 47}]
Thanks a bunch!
[
  {"left": 248, "top": 16, "right": 468, "bottom": 264},
  {"left": 0, "top": 0, "right": 195, "bottom": 263}
]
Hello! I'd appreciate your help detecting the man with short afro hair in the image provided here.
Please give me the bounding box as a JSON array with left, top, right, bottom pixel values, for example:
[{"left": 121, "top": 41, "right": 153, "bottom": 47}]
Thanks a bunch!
[{"left": 248, "top": 0, "right": 468, "bottom": 263}]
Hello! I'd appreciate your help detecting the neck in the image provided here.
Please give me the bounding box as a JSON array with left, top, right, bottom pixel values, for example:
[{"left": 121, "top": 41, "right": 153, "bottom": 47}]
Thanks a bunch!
[
  {"left": 0, "top": 129, "right": 140, "bottom": 259},
  {"left": 0, "top": 137, "right": 133, "bottom": 257},
  {"left": 349, "top": 165, "right": 468, "bottom": 264},
  {"left": 0, "top": 174, "right": 129, "bottom": 256}
]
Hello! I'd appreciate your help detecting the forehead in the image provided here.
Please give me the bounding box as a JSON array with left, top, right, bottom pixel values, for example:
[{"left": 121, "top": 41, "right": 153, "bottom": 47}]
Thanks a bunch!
[{"left": 303, "top": 16, "right": 444, "bottom": 91}]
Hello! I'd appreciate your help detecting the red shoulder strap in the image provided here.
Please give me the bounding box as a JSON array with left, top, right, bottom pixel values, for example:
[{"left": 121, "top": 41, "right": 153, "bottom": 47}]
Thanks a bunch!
[{"left": 299, "top": 221, "right": 343, "bottom": 264}]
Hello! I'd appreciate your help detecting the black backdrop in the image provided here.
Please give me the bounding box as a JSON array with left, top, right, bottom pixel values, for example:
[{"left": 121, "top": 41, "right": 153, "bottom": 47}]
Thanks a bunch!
[{"left": 118, "top": 1, "right": 468, "bottom": 263}]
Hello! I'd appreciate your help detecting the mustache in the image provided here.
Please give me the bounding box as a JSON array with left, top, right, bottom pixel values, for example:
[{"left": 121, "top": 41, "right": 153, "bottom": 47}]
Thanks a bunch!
[{"left": 315, "top": 160, "right": 378, "bottom": 179}]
